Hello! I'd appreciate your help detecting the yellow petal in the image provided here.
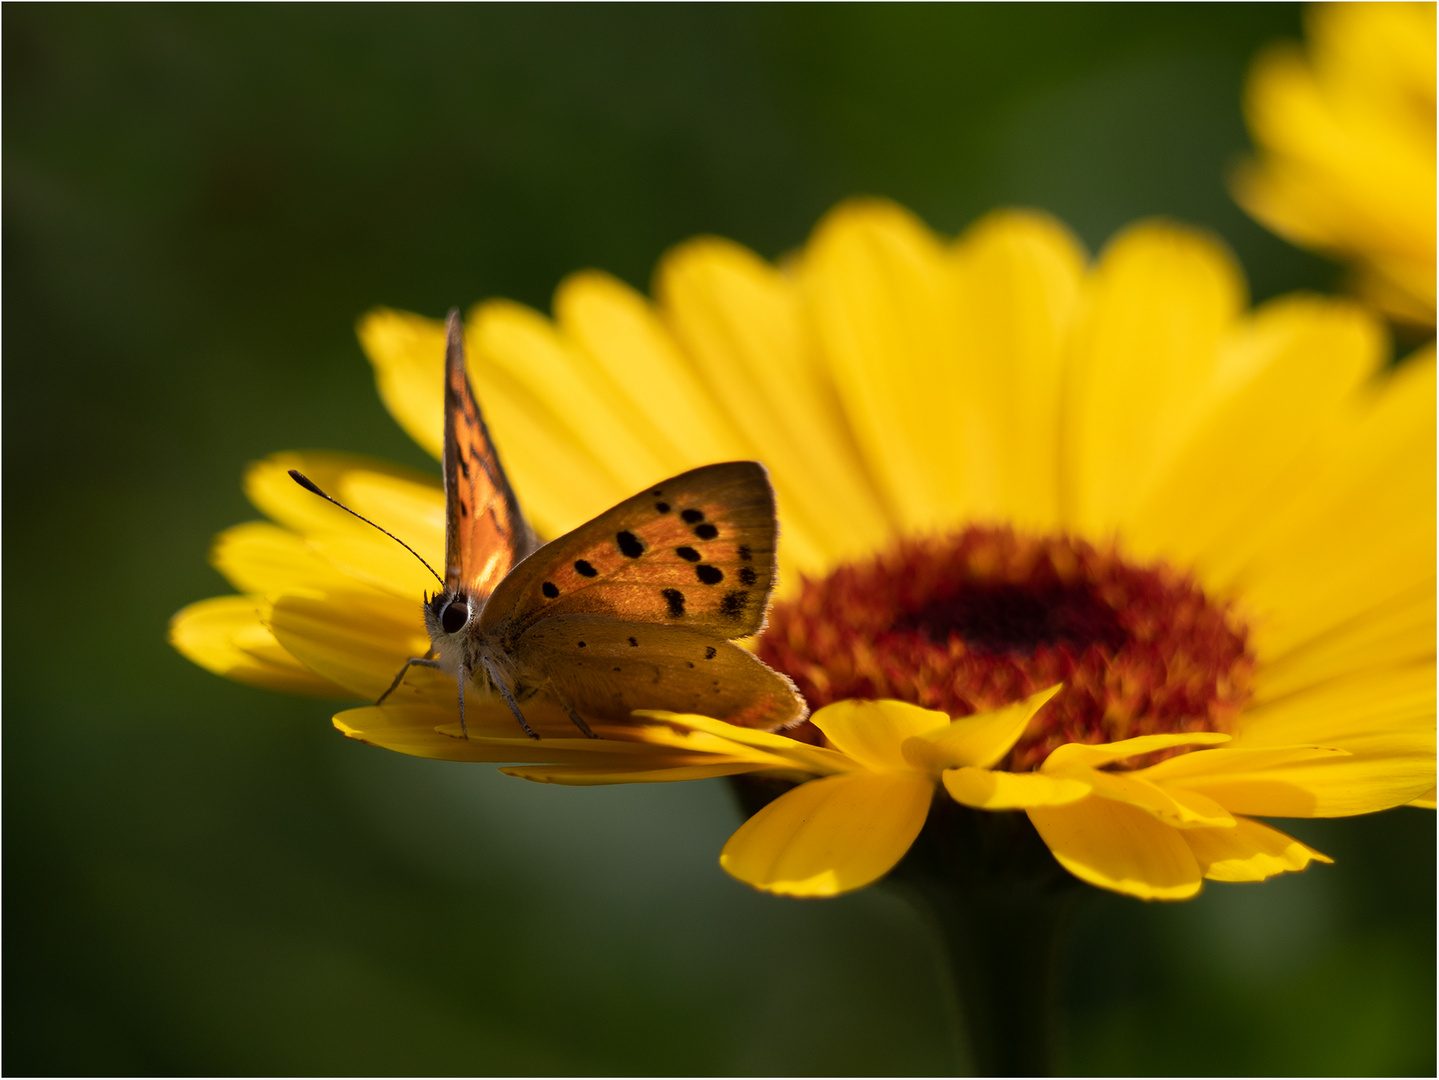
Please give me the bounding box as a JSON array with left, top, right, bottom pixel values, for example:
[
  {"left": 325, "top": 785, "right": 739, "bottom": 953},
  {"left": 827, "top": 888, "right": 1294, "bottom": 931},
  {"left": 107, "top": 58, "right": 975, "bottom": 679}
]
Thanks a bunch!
[
  {"left": 1250, "top": 586, "right": 1435, "bottom": 703},
  {"left": 1076, "top": 768, "right": 1236, "bottom": 829},
  {"left": 1219, "top": 352, "right": 1435, "bottom": 661},
  {"left": 1042, "top": 731, "right": 1231, "bottom": 771},
  {"left": 632, "top": 711, "right": 855, "bottom": 776},
  {"left": 1061, "top": 221, "right": 1246, "bottom": 535},
  {"left": 941, "top": 767, "right": 1090, "bottom": 809},
  {"left": 720, "top": 772, "right": 934, "bottom": 897},
  {"left": 501, "top": 761, "right": 768, "bottom": 785},
  {"left": 903, "top": 685, "right": 1061, "bottom": 771},
  {"left": 244, "top": 451, "right": 441, "bottom": 543},
  {"left": 1027, "top": 797, "right": 1203, "bottom": 900},
  {"left": 553, "top": 270, "right": 751, "bottom": 470},
  {"left": 799, "top": 198, "right": 966, "bottom": 532},
  {"left": 1137, "top": 736, "right": 1432, "bottom": 818},
  {"left": 267, "top": 591, "right": 432, "bottom": 703},
  {"left": 655, "top": 235, "right": 894, "bottom": 570},
  {"left": 356, "top": 307, "right": 447, "bottom": 458},
  {"left": 1182, "top": 815, "right": 1332, "bottom": 883},
  {"left": 1125, "top": 295, "right": 1384, "bottom": 569},
  {"left": 168, "top": 596, "right": 350, "bottom": 698},
  {"left": 334, "top": 702, "right": 683, "bottom": 762},
  {"left": 1235, "top": 663, "right": 1434, "bottom": 752},
  {"left": 947, "top": 209, "right": 1086, "bottom": 530},
  {"left": 811, "top": 699, "right": 951, "bottom": 773},
  {"left": 209, "top": 521, "right": 357, "bottom": 595},
  {"left": 1408, "top": 788, "right": 1437, "bottom": 810}
]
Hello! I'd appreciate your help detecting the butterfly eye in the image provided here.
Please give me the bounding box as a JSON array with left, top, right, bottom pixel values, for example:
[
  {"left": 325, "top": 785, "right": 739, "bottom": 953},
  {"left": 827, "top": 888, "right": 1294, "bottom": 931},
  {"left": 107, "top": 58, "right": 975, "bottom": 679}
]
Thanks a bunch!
[{"left": 442, "top": 600, "right": 470, "bottom": 634}]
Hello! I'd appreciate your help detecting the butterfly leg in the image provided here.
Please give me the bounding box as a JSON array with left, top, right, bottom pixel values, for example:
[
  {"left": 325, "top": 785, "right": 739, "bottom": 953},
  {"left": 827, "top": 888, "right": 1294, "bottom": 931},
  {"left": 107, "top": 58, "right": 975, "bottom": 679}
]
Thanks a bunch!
[
  {"left": 544, "top": 687, "right": 599, "bottom": 739},
  {"left": 479, "top": 655, "right": 541, "bottom": 740},
  {"left": 377, "top": 656, "right": 444, "bottom": 705}
]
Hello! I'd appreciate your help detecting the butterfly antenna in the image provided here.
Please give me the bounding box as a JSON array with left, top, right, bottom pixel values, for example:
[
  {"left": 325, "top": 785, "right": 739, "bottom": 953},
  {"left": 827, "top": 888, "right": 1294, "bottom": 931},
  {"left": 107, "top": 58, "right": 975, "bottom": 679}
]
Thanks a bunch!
[{"left": 287, "top": 469, "right": 445, "bottom": 587}]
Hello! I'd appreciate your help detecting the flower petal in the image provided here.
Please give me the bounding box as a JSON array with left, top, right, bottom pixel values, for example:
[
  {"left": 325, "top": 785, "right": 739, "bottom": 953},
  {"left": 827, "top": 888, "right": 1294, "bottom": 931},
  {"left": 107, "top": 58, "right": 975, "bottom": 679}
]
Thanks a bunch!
[
  {"left": 1250, "top": 586, "right": 1434, "bottom": 703},
  {"left": 266, "top": 591, "right": 432, "bottom": 702},
  {"left": 334, "top": 703, "right": 677, "bottom": 762},
  {"left": 947, "top": 209, "right": 1086, "bottom": 531},
  {"left": 1041, "top": 731, "right": 1231, "bottom": 771},
  {"left": 800, "top": 198, "right": 966, "bottom": 532},
  {"left": 656, "top": 235, "right": 894, "bottom": 571},
  {"left": 1136, "top": 735, "right": 1431, "bottom": 818},
  {"left": 1079, "top": 768, "right": 1236, "bottom": 829},
  {"left": 554, "top": 270, "right": 751, "bottom": 469},
  {"left": 904, "top": 685, "right": 1061, "bottom": 771},
  {"left": 209, "top": 522, "right": 357, "bottom": 595},
  {"left": 1182, "top": 815, "right": 1332, "bottom": 883},
  {"left": 1408, "top": 788, "right": 1437, "bottom": 810},
  {"left": 1061, "top": 221, "right": 1246, "bottom": 535},
  {"left": 501, "top": 761, "right": 768, "bottom": 785},
  {"left": 1126, "top": 295, "right": 1384, "bottom": 570},
  {"left": 632, "top": 711, "right": 855, "bottom": 776},
  {"left": 169, "top": 595, "right": 350, "bottom": 698},
  {"left": 1027, "top": 797, "right": 1203, "bottom": 900},
  {"left": 720, "top": 772, "right": 933, "bottom": 897},
  {"left": 1218, "top": 351, "right": 1436, "bottom": 661},
  {"left": 356, "top": 307, "right": 447, "bottom": 458},
  {"left": 941, "top": 767, "right": 1090, "bottom": 809},
  {"left": 811, "top": 698, "right": 950, "bottom": 773}
]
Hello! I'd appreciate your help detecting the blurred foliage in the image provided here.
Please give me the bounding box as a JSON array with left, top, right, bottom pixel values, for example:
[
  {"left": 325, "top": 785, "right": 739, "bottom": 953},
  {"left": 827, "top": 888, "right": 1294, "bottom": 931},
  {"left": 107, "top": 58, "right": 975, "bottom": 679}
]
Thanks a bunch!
[{"left": 4, "top": 4, "right": 1432, "bottom": 1075}]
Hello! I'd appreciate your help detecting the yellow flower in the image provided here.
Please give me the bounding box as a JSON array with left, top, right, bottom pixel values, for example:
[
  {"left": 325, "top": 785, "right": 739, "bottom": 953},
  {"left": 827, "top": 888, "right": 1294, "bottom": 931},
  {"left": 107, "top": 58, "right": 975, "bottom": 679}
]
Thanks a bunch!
[
  {"left": 1233, "top": 1, "right": 1436, "bottom": 327},
  {"left": 171, "top": 198, "right": 1435, "bottom": 902}
]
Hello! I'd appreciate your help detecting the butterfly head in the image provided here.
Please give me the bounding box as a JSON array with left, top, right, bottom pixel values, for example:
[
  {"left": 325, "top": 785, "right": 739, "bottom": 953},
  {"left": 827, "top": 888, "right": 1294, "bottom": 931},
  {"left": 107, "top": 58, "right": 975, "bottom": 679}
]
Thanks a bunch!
[{"left": 425, "top": 587, "right": 477, "bottom": 642}]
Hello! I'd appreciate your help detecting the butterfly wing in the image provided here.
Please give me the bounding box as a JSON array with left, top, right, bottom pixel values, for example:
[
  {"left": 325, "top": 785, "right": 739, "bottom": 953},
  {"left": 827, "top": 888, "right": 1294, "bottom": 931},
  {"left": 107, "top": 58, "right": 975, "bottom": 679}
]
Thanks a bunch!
[
  {"left": 512, "top": 615, "right": 807, "bottom": 729},
  {"left": 478, "top": 462, "right": 779, "bottom": 644},
  {"left": 442, "top": 309, "right": 536, "bottom": 597}
]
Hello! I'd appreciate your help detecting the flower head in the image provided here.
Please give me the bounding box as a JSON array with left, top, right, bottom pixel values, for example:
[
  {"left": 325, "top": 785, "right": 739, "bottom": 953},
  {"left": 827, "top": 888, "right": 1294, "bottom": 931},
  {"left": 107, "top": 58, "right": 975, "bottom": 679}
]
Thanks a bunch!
[
  {"left": 1233, "top": 1, "right": 1436, "bottom": 327},
  {"left": 171, "top": 198, "right": 1434, "bottom": 901}
]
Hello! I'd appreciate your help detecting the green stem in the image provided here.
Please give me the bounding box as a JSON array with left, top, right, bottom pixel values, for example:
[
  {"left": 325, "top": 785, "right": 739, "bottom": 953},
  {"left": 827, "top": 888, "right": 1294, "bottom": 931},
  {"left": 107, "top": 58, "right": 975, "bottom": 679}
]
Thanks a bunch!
[{"left": 888, "top": 803, "right": 1083, "bottom": 1077}]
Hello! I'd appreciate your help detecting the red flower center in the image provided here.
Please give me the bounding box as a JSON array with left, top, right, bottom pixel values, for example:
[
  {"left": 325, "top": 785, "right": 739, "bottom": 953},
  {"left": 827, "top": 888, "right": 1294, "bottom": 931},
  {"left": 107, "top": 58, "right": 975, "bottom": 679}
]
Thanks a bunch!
[{"left": 760, "top": 526, "right": 1254, "bottom": 771}]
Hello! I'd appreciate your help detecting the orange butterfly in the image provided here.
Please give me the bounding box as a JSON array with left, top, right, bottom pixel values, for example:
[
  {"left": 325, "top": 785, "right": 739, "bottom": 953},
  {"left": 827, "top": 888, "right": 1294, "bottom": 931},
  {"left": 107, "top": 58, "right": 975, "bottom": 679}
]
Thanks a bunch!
[{"left": 294, "top": 310, "right": 807, "bottom": 739}]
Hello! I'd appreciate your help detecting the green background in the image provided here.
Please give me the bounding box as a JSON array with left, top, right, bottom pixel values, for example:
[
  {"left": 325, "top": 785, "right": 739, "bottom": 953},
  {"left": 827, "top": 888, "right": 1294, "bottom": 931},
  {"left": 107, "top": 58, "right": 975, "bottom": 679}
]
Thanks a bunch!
[{"left": 5, "top": 4, "right": 1433, "bottom": 1075}]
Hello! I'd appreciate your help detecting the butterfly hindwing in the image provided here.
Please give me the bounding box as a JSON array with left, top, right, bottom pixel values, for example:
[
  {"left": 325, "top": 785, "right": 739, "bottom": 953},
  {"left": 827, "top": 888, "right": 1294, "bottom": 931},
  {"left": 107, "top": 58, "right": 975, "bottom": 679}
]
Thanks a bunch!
[
  {"left": 442, "top": 310, "right": 535, "bottom": 596},
  {"left": 510, "top": 615, "right": 806, "bottom": 729},
  {"left": 479, "top": 462, "right": 779, "bottom": 643}
]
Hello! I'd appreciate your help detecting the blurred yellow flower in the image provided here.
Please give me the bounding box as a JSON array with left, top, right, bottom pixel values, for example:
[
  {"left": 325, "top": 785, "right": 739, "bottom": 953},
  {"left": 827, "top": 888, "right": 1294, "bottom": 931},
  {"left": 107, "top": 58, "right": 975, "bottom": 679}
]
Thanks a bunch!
[
  {"left": 172, "top": 198, "right": 1435, "bottom": 901},
  {"left": 1233, "top": 1, "right": 1436, "bottom": 328}
]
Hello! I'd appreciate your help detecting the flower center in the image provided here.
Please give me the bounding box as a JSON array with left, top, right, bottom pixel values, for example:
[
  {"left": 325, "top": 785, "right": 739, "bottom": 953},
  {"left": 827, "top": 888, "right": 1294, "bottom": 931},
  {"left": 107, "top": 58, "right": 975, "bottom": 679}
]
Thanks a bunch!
[{"left": 760, "top": 527, "right": 1254, "bottom": 771}]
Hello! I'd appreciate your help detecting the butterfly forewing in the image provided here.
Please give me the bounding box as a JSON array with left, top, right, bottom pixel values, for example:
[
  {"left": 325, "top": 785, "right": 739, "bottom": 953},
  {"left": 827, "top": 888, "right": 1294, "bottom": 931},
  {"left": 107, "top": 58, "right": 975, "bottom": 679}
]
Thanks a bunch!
[
  {"left": 442, "top": 310, "right": 535, "bottom": 596},
  {"left": 479, "top": 462, "right": 778, "bottom": 644}
]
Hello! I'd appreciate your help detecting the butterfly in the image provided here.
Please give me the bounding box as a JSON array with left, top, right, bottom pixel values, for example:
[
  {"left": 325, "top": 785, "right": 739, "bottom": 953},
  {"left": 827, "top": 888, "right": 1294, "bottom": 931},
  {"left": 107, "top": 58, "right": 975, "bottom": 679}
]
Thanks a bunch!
[{"left": 294, "top": 309, "right": 807, "bottom": 739}]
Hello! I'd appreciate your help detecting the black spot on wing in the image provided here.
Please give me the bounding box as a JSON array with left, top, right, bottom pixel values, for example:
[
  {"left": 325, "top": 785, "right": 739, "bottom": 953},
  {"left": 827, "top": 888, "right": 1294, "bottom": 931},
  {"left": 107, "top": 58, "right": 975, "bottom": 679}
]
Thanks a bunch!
[
  {"left": 459, "top": 500, "right": 468, "bottom": 518},
  {"left": 628, "top": 636, "right": 639, "bottom": 647},
  {"left": 737, "top": 545, "right": 752, "bottom": 561},
  {"left": 681, "top": 509, "right": 705, "bottom": 524},
  {"left": 696, "top": 565, "right": 724, "bottom": 585},
  {"left": 704, "top": 646, "right": 717, "bottom": 659},
  {"left": 655, "top": 501, "right": 670, "bottom": 514},
  {"left": 675, "top": 546, "right": 701, "bottom": 562},
  {"left": 719, "top": 591, "right": 748, "bottom": 620},
  {"left": 577, "top": 641, "right": 586, "bottom": 648},
  {"left": 738, "top": 567, "right": 757, "bottom": 586},
  {"left": 574, "top": 559, "right": 598, "bottom": 577},
  {"left": 652, "top": 489, "right": 664, "bottom": 497},
  {"left": 661, "top": 589, "right": 685, "bottom": 617},
  {"left": 542, "top": 582, "right": 560, "bottom": 599},
  {"left": 694, "top": 523, "right": 719, "bottom": 540},
  {"left": 616, "top": 531, "right": 645, "bottom": 558}
]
